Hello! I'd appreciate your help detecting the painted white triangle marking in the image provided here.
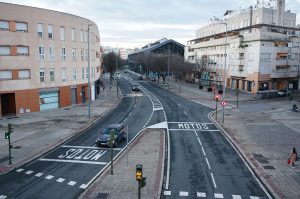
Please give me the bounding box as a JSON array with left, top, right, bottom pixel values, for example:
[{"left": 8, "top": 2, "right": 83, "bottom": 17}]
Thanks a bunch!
[{"left": 147, "top": 121, "right": 168, "bottom": 129}]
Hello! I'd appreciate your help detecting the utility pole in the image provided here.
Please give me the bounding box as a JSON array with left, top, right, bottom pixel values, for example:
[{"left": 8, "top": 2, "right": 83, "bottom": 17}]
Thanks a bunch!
[
  {"left": 116, "top": 45, "right": 119, "bottom": 98},
  {"left": 5, "top": 123, "right": 13, "bottom": 165},
  {"left": 87, "top": 24, "right": 92, "bottom": 119},
  {"left": 221, "top": 22, "right": 228, "bottom": 123},
  {"left": 168, "top": 48, "right": 170, "bottom": 89},
  {"left": 109, "top": 129, "right": 115, "bottom": 175}
]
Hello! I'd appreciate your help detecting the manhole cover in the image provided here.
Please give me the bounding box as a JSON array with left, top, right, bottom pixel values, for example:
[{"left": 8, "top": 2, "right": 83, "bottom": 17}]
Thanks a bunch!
[
  {"left": 96, "top": 193, "right": 109, "bottom": 199},
  {"left": 263, "top": 165, "right": 275, "bottom": 170}
]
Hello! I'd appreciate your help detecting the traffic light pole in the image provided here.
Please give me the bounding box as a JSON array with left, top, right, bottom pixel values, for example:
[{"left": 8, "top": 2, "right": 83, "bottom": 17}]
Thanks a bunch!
[
  {"left": 110, "top": 130, "right": 115, "bottom": 175},
  {"left": 138, "top": 181, "right": 141, "bottom": 199},
  {"left": 215, "top": 99, "right": 218, "bottom": 120},
  {"left": 8, "top": 132, "right": 12, "bottom": 165}
]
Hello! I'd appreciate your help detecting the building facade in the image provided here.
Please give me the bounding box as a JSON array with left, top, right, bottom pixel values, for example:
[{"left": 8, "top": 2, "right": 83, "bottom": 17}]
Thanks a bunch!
[
  {"left": 185, "top": 0, "right": 300, "bottom": 94},
  {"left": 0, "top": 2, "right": 101, "bottom": 117}
]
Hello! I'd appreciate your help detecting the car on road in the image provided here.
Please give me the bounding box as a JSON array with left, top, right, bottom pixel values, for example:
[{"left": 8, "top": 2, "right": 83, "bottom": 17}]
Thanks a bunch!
[
  {"left": 132, "top": 85, "right": 140, "bottom": 91},
  {"left": 277, "top": 89, "right": 290, "bottom": 97},
  {"left": 95, "top": 124, "right": 126, "bottom": 147}
]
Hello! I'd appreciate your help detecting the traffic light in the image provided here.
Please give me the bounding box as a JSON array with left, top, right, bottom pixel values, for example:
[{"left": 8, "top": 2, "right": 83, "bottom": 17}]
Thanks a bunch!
[
  {"left": 8, "top": 123, "right": 13, "bottom": 133},
  {"left": 136, "top": 164, "right": 143, "bottom": 181},
  {"left": 140, "top": 177, "right": 146, "bottom": 188},
  {"left": 215, "top": 95, "right": 219, "bottom": 102},
  {"left": 5, "top": 132, "right": 10, "bottom": 140}
]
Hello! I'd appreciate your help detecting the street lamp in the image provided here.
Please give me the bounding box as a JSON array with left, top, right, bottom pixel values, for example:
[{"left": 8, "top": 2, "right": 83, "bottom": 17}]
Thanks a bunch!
[
  {"left": 87, "top": 24, "right": 93, "bottom": 119},
  {"left": 221, "top": 21, "right": 228, "bottom": 123},
  {"left": 116, "top": 44, "right": 119, "bottom": 97}
]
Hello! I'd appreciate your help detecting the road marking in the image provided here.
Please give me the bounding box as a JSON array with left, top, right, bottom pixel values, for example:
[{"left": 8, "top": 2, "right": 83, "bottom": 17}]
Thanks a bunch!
[
  {"left": 232, "top": 195, "right": 242, "bottom": 199},
  {"left": 205, "top": 158, "right": 211, "bottom": 170},
  {"left": 169, "top": 129, "right": 219, "bottom": 131},
  {"left": 35, "top": 173, "right": 43, "bottom": 177},
  {"left": 184, "top": 111, "right": 187, "bottom": 116},
  {"left": 250, "top": 197, "right": 260, "bottom": 199},
  {"left": 214, "top": 193, "right": 224, "bottom": 198},
  {"left": 25, "top": 170, "right": 33, "bottom": 175},
  {"left": 16, "top": 169, "right": 24, "bottom": 172},
  {"left": 0, "top": 195, "right": 7, "bottom": 199},
  {"left": 179, "top": 191, "right": 189, "bottom": 197},
  {"left": 201, "top": 146, "right": 206, "bottom": 156},
  {"left": 39, "top": 158, "right": 107, "bottom": 165},
  {"left": 68, "top": 181, "right": 77, "bottom": 186},
  {"left": 178, "top": 104, "right": 182, "bottom": 107},
  {"left": 79, "top": 184, "right": 88, "bottom": 189},
  {"left": 164, "top": 191, "right": 171, "bottom": 196},
  {"left": 45, "top": 175, "right": 54, "bottom": 180},
  {"left": 61, "top": 145, "right": 122, "bottom": 151},
  {"left": 211, "top": 173, "right": 217, "bottom": 188},
  {"left": 197, "top": 192, "right": 206, "bottom": 197},
  {"left": 56, "top": 178, "right": 65, "bottom": 183}
]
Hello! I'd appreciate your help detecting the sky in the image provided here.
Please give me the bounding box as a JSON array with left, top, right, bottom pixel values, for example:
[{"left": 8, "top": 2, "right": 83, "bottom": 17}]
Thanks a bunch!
[{"left": 2, "top": 0, "right": 300, "bottom": 49}]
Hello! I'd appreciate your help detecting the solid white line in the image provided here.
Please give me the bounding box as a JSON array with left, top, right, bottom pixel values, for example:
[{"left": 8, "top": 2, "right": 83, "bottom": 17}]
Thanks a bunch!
[
  {"left": 168, "top": 129, "right": 219, "bottom": 132},
  {"left": 214, "top": 193, "right": 224, "bottom": 198},
  {"left": 168, "top": 122, "right": 213, "bottom": 124},
  {"left": 45, "top": 175, "right": 54, "bottom": 180},
  {"left": 197, "top": 192, "right": 206, "bottom": 197},
  {"left": 201, "top": 146, "right": 207, "bottom": 156},
  {"left": 211, "top": 173, "right": 217, "bottom": 188},
  {"left": 25, "top": 170, "right": 33, "bottom": 175},
  {"left": 35, "top": 173, "right": 43, "bottom": 177},
  {"left": 166, "top": 125, "right": 170, "bottom": 190},
  {"left": 250, "top": 197, "right": 260, "bottom": 199},
  {"left": 205, "top": 158, "right": 211, "bottom": 170},
  {"left": 39, "top": 158, "right": 107, "bottom": 165},
  {"left": 163, "top": 191, "right": 171, "bottom": 196},
  {"left": 184, "top": 111, "right": 187, "bottom": 116},
  {"left": 56, "top": 178, "right": 65, "bottom": 183},
  {"left": 0, "top": 195, "right": 7, "bottom": 199},
  {"left": 79, "top": 184, "right": 88, "bottom": 189},
  {"left": 232, "top": 195, "right": 242, "bottom": 199},
  {"left": 68, "top": 181, "right": 77, "bottom": 186},
  {"left": 16, "top": 169, "right": 24, "bottom": 172},
  {"left": 197, "top": 137, "right": 202, "bottom": 146},
  {"left": 179, "top": 191, "right": 189, "bottom": 197}
]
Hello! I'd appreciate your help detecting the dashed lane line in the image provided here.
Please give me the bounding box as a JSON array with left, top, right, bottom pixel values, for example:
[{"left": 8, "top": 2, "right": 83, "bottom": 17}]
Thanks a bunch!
[
  {"left": 25, "top": 170, "right": 33, "bottom": 175},
  {"left": 163, "top": 191, "right": 260, "bottom": 198},
  {"left": 179, "top": 191, "right": 189, "bottom": 197},
  {"left": 214, "top": 193, "right": 224, "bottom": 198},
  {"left": 211, "top": 173, "right": 217, "bottom": 189},
  {"left": 16, "top": 169, "right": 24, "bottom": 172},
  {"left": 45, "top": 175, "right": 54, "bottom": 180},
  {"left": 56, "top": 178, "right": 65, "bottom": 183},
  {"left": 35, "top": 173, "right": 43, "bottom": 177},
  {"left": 68, "top": 181, "right": 77, "bottom": 186},
  {"left": 197, "top": 192, "right": 206, "bottom": 198}
]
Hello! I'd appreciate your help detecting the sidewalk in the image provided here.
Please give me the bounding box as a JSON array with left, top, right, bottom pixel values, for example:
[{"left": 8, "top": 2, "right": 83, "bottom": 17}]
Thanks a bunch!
[
  {"left": 79, "top": 129, "right": 165, "bottom": 199},
  {"left": 164, "top": 77, "right": 300, "bottom": 199},
  {"left": 0, "top": 76, "right": 120, "bottom": 174}
]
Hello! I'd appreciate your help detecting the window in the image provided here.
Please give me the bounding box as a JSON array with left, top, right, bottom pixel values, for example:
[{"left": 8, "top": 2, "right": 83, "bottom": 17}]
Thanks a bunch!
[
  {"left": 17, "top": 46, "right": 29, "bottom": 56},
  {"left": 80, "top": 30, "right": 84, "bottom": 42},
  {"left": 38, "top": 46, "right": 45, "bottom": 61},
  {"left": 49, "top": 46, "right": 55, "bottom": 61},
  {"left": 61, "top": 48, "right": 66, "bottom": 60},
  {"left": 40, "top": 69, "right": 45, "bottom": 82},
  {"left": 16, "top": 22, "right": 28, "bottom": 32},
  {"left": 61, "top": 68, "right": 66, "bottom": 82},
  {"left": 71, "top": 28, "right": 75, "bottom": 41},
  {"left": 0, "top": 21, "right": 9, "bottom": 30},
  {"left": 72, "top": 48, "right": 76, "bottom": 61},
  {"left": 48, "top": 24, "right": 53, "bottom": 39},
  {"left": 0, "top": 46, "right": 10, "bottom": 56},
  {"left": 0, "top": 70, "right": 12, "bottom": 80},
  {"left": 82, "top": 67, "right": 85, "bottom": 79},
  {"left": 18, "top": 69, "right": 30, "bottom": 79},
  {"left": 50, "top": 68, "right": 55, "bottom": 81},
  {"left": 60, "top": 26, "right": 65, "bottom": 41},
  {"left": 72, "top": 68, "right": 77, "bottom": 80},
  {"left": 37, "top": 23, "right": 43, "bottom": 38},
  {"left": 81, "top": 49, "right": 84, "bottom": 61}
]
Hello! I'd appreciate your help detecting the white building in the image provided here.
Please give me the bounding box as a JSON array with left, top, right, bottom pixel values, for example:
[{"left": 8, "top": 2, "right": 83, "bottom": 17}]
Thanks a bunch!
[{"left": 185, "top": 0, "right": 300, "bottom": 93}]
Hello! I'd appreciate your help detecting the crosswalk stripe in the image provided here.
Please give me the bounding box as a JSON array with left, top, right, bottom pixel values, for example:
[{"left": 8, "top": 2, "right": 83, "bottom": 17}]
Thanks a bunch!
[
  {"left": 25, "top": 170, "right": 33, "bottom": 175},
  {"left": 45, "top": 175, "right": 54, "bottom": 180},
  {"left": 179, "top": 191, "right": 188, "bottom": 197},
  {"left": 197, "top": 192, "right": 206, "bottom": 197},
  {"left": 79, "top": 184, "right": 88, "bottom": 189},
  {"left": 56, "top": 178, "right": 65, "bottom": 183},
  {"left": 164, "top": 191, "right": 171, "bottom": 196},
  {"left": 68, "top": 181, "right": 77, "bottom": 186},
  {"left": 232, "top": 195, "right": 242, "bottom": 199},
  {"left": 214, "top": 193, "right": 224, "bottom": 198},
  {"left": 16, "top": 169, "right": 24, "bottom": 172},
  {"left": 35, "top": 173, "right": 43, "bottom": 177}
]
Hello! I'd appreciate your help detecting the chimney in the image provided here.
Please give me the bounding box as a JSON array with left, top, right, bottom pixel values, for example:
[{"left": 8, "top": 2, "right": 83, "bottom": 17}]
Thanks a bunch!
[{"left": 277, "top": 0, "right": 285, "bottom": 26}]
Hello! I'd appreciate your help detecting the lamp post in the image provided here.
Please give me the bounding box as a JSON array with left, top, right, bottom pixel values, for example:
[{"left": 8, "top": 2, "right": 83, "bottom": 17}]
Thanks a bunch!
[
  {"left": 221, "top": 22, "right": 228, "bottom": 123},
  {"left": 87, "top": 24, "right": 92, "bottom": 119},
  {"left": 116, "top": 44, "right": 119, "bottom": 98}
]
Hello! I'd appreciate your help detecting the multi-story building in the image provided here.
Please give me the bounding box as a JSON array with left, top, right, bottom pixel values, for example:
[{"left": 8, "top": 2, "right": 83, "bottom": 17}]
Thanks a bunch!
[
  {"left": 185, "top": 0, "right": 300, "bottom": 94},
  {"left": 0, "top": 2, "right": 102, "bottom": 117}
]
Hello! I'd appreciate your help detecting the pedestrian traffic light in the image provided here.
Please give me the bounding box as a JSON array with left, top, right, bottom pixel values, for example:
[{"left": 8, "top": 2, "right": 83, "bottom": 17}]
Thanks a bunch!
[
  {"left": 140, "top": 177, "right": 146, "bottom": 188},
  {"left": 136, "top": 164, "right": 142, "bottom": 181},
  {"left": 215, "top": 95, "right": 219, "bottom": 102},
  {"left": 5, "top": 132, "right": 10, "bottom": 140},
  {"left": 8, "top": 123, "right": 13, "bottom": 133}
]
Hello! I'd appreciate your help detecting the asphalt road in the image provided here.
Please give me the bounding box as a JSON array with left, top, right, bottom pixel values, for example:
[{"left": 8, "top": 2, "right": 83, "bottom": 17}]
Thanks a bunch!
[
  {"left": 140, "top": 80, "right": 270, "bottom": 199},
  {"left": 0, "top": 77, "right": 153, "bottom": 199}
]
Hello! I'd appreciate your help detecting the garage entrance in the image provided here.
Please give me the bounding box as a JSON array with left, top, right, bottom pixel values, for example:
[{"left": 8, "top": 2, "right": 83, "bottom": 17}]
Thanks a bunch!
[{"left": 1, "top": 93, "right": 16, "bottom": 116}]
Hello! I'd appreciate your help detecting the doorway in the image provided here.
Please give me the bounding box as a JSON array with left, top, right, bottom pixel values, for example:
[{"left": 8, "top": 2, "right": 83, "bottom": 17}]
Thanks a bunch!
[{"left": 1, "top": 93, "right": 16, "bottom": 116}]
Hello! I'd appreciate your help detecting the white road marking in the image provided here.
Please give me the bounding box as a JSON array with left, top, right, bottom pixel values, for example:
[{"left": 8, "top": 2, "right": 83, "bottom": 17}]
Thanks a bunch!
[
  {"left": 79, "top": 184, "right": 88, "bottom": 189},
  {"left": 168, "top": 122, "right": 213, "bottom": 124},
  {"left": 164, "top": 191, "right": 171, "bottom": 196},
  {"left": 205, "top": 158, "right": 211, "bottom": 170},
  {"left": 201, "top": 146, "right": 206, "bottom": 156},
  {"left": 68, "top": 181, "right": 77, "bottom": 186},
  {"left": 61, "top": 145, "right": 122, "bottom": 150},
  {"left": 232, "top": 195, "right": 242, "bottom": 199},
  {"left": 166, "top": 122, "right": 170, "bottom": 190},
  {"left": 39, "top": 158, "right": 107, "bottom": 165},
  {"left": 35, "top": 173, "right": 43, "bottom": 177},
  {"left": 184, "top": 111, "right": 187, "bottom": 116},
  {"left": 250, "top": 197, "right": 260, "bottom": 199},
  {"left": 45, "top": 175, "right": 54, "bottom": 180},
  {"left": 197, "top": 192, "right": 206, "bottom": 197},
  {"left": 0, "top": 195, "right": 7, "bottom": 199},
  {"left": 56, "top": 178, "right": 65, "bottom": 183},
  {"left": 214, "top": 193, "right": 224, "bottom": 198},
  {"left": 179, "top": 191, "right": 189, "bottom": 197},
  {"left": 168, "top": 129, "right": 219, "bottom": 132},
  {"left": 178, "top": 104, "right": 182, "bottom": 107},
  {"left": 196, "top": 137, "right": 202, "bottom": 146},
  {"left": 211, "top": 173, "right": 217, "bottom": 188},
  {"left": 25, "top": 170, "right": 33, "bottom": 175},
  {"left": 16, "top": 169, "right": 24, "bottom": 172}
]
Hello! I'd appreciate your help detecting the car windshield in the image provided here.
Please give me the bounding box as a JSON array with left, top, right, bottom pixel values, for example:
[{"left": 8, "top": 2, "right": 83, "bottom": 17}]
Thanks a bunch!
[{"left": 102, "top": 128, "right": 117, "bottom": 135}]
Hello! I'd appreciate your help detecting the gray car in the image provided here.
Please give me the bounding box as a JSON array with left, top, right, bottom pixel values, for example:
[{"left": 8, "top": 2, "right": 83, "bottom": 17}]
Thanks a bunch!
[{"left": 95, "top": 124, "right": 126, "bottom": 147}]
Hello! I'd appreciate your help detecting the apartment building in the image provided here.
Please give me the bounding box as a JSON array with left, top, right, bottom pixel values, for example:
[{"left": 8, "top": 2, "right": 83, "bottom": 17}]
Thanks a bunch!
[
  {"left": 0, "top": 2, "right": 101, "bottom": 117},
  {"left": 185, "top": 0, "right": 300, "bottom": 94}
]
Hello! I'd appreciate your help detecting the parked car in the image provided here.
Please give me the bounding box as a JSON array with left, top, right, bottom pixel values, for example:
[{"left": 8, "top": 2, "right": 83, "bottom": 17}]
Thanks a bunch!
[
  {"left": 132, "top": 85, "right": 140, "bottom": 91},
  {"left": 277, "top": 89, "right": 290, "bottom": 97},
  {"left": 95, "top": 124, "right": 126, "bottom": 147}
]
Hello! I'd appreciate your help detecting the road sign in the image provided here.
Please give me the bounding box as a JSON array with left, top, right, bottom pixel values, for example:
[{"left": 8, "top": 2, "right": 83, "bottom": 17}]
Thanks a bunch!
[{"left": 221, "top": 100, "right": 227, "bottom": 106}]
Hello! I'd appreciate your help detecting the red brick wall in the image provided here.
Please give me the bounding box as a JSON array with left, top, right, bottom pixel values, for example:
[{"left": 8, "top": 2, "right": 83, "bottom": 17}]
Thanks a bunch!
[
  {"left": 15, "top": 89, "right": 40, "bottom": 114},
  {"left": 59, "top": 86, "right": 71, "bottom": 108}
]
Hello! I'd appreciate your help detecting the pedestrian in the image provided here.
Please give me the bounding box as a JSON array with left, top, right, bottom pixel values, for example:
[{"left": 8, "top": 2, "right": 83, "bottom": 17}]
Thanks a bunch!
[{"left": 288, "top": 147, "right": 297, "bottom": 168}]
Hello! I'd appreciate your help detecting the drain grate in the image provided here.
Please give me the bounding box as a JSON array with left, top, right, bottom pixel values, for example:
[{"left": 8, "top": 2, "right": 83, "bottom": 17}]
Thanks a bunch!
[
  {"left": 253, "top": 153, "right": 269, "bottom": 164},
  {"left": 96, "top": 193, "right": 109, "bottom": 199}
]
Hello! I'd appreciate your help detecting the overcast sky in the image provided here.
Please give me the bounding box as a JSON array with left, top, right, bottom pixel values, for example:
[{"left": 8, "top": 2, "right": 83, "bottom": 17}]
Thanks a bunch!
[{"left": 2, "top": 0, "right": 300, "bottom": 48}]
